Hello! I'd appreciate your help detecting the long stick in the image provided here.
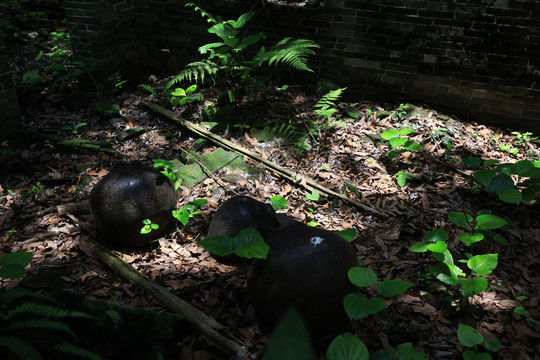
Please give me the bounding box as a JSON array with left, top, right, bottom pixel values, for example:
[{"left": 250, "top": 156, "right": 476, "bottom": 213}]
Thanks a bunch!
[{"left": 141, "top": 99, "right": 389, "bottom": 218}]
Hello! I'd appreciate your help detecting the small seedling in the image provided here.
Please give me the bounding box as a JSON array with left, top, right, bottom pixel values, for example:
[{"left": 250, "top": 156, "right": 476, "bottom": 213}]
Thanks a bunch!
[
  {"left": 458, "top": 323, "right": 501, "bottom": 360},
  {"left": 172, "top": 199, "right": 207, "bottom": 226},
  {"left": 140, "top": 219, "right": 159, "bottom": 234},
  {"left": 270, "top": 195, "right": 287, "bottom": 211},
  {"left": 343, "top": 266, "right": 413, "bottom": 320}
]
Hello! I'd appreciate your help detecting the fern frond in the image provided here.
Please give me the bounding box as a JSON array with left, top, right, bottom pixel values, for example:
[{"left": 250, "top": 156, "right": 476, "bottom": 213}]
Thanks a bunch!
[
  {"left": 255, "top": 37, "right": 319, "bottom": 72},
  {"left": 315, "top": 87, "right": 347, "bottom": 110},
  {"left": 5, "top": 319, "right": 76, "bottom": 337},
  {"left": 5, "top": 303, "right": 97, "bottom": 320},
  {"left": 137, "top": 84, "right": 157, "bottom": 96},
  {"left": 0, "top": 336, "right": 42, "bottom": 360},
  {"left": 55, "top": 342, "right": 103, "bottom": 360},
  {"left": 164, "top": 60, "right": 220, "bottom": 91}
]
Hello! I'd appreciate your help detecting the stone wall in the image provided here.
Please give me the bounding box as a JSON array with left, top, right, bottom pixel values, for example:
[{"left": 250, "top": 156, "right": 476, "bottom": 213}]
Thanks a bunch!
[
  {"left": 0, "top": 27, "right": 23, "bottom": 143},
  {"left": 62, "top": 0, "right": 540, "bottom": 132}
]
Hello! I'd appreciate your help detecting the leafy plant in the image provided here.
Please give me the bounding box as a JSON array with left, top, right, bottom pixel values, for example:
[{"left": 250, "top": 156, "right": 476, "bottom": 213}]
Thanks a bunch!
[
  {"left": 458, "top": 323, "right": 501, "bottom": 360},
  {"left": 390, "top": 103, "right": 407, "bottom": 121},
  {"left": 343, "top": 266, "right": 413, "bottom": 320},
  {"left": 164, "top": 4, "right": 318, "bottom": 90},
  {"left": 511, "top": 131, "right": 537, "bottom": 147},
  {"left": 140, "top": 218, "right": 159, "bottom": 234},
  {"left": 199, "top": 228, "right": 269, "bottom": 260},
  {"left": 381, "top": 128, "right": 423, "bottom": 162},
  {"left": 371, "top": 342, "right": 427, "bottom": 360},
  {"left": 0, "top": 251, "right": 33, "bottom": 280},
  {"left": 448, "top": 211, "right": 508, "bottom": 246},
  {"left": 168, "top": 83, "right": 202, "bottom": 107},
  {"left": 153, "top": 159, "right": 184, "bottom": 190},
  {"left": 409, "top": 221, "right": 500, "bottom": 297},
  {"left": 472, "top": 159, "right": 540, "bottom": 205},
  {"left": 270, "top": 195, "right": 287, "bottom": 211},
  {"left": 172, "top": 199, "right": 207, "bottom": 226},
  {"left": 137, "top": 83, "right": 157, "bottom": 96},
  {"left": 393, "top": 170, "right": 415, "bottom": 188},
  {"left": 314, "top": 87, "right": 347, "bottom": 126}
]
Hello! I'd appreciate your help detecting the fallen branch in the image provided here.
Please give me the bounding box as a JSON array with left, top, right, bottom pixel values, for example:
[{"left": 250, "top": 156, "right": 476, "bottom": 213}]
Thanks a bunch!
[
  {"left": 63, "top": 210, "right": 249, "bottom": 358},
  {"left": 141, "top": 99, "right": 389, "bottom": 218}
]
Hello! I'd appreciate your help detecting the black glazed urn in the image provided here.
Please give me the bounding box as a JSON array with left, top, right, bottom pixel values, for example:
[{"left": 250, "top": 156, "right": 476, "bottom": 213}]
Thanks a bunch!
[
  {"left": 207, "top": 195, "right": 280, "bottom": 239},
  {"left": 89, "top": 162, "right": 176, "bottom": 249},
  {"left": 248, "top": 222, "right": 358, "bottom": 341}
]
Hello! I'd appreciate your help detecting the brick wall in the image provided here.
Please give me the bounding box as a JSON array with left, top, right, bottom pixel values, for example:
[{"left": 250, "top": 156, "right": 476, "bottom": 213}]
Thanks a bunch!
[
  {"left": 0, "top": 27, "right": 23, "bottom": 143},
  {"left": 63, "top": 0, "right": 540, "bottom": 132}
]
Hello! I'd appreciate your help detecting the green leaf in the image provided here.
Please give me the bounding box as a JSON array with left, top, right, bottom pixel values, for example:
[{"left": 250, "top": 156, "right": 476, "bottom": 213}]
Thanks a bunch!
[
  {"left": 409, "top": 242, "right": 428, "bottom": 252},
  {"left": 403, "top": 141, "right": 423, "bottom": 151},
  {"left": 473, "top": 169, "right": 497, "bottom": 187},
  {"left": 483, "top": 159, "right": 499, "bottom": 166},
  {"left": 233, "top": 228, "right": 269, "bottom": 259},
  {"left": 475, "top": 214, "right": 507, "bottom": 230},
  {"left": 520, "top": 188, "right": 536, "bottom": 205},
  {"left": 398, "top": 128, "right": 415, "bottom": 136},
  {"left": 173, "top": 208, "right": 190, "bottom": 226},
  {"left": 270, "top": 195, "right": 287, "bottom": 210},
  {"left": 458, "top": 232, "right": 484, "bottom": 246},
  {"left": 514, "top": 306, "right": 529, "bottom": 315},
  {"left": 381, "top": 129, "right": 399, "bottom": 139},
  {"left": 343, "top": 293, "right": 385, "bottom": 320},
  {"left": 428, "top": 263, "right": 458, "bottom": 286},
  {"left": 234, "top": 11, "right": 255, "bottom": 29},
  {"left": 459, "top": 276, "right": 488, "bottom": 296},
  {"left": 263, "top": 308, "right": 314, "bottom": 360},
  {"left": 348, "top": 267, "right": 377, "bottom": 287},
  {"left": 395, "top": 343, "right": 427, "bottom": 360},
  {"left": 467, "top": 254, "right": 498, "bottom": 275},
  {"left": 199, "top": 235, "right": 234, "bottom": 256},
  {"left": 425, "top": 228, "right": 448, "bottom": 242},
  {"left": 462, "top": 156, "right": 482, "bottom": 168},
  {"left": 0, "top": 251, "right": 34, "bottom": 279},
  {"left": 484, "top": 339, "right": 501, "bottom": 352},
  {"left": 448, "top": 212, "right": 473, "bottom": 227},
  {"left": 488, "top": 173, "right": 514, "bottom": 192},
  {"left": 304, "top": 190, "right": 320, "bottom": 201},
  {"left": 389, "top": 137, "right": 407, "bottom": 148},
  {"left": 377, "top": 280, "right": 414, "bottom": 297},
  {"left": 458, "top": 323, "right": 484, "bottom": 347},
  {"left": 497, "top": 188, "right": 522, "bottom": 204},
  {"left": 327, "top": 332, "right": 369, "bottom": 360},
  {"left": 427, "top": 241, "right": 447, "bottom": 253},
  {"left": 338, "top": 229, "right": 357, "bottom": 242}
]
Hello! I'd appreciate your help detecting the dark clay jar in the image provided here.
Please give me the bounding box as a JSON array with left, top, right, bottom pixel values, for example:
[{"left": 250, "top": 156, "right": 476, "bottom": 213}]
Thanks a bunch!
[
  {"left": 90, "top": 162, "right": 176, "bottom": 249},
  {"left": 248, "top": 223, "right": 358, "bottom": 341},
  {"left": 207, "top": 195, "right": 280, "bottom": 239}
]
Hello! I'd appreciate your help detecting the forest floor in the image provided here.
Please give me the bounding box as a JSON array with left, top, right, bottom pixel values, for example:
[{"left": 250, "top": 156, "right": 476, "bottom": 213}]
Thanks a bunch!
[
  {"left": 1, "top": 3, "right": 540, "bottom": 358},
  {"left": 1, "top": 75, "right": 540, "bottom": 359}
]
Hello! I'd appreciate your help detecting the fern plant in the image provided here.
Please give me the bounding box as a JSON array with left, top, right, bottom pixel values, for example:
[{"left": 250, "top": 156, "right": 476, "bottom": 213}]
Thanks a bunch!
[
  {"left": 314, "top": 87, "right": 347, "bottom": 123},
  {"left": 164, "top": 4, "right": 319, "bottom": 92}
]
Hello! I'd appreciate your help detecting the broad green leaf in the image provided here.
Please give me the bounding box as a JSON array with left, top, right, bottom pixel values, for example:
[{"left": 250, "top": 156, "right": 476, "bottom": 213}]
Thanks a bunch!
[
  {"left": 398, "top": 128, "right": 415, "bottom": 136},
  {"left": 483, "top": 159, "right": 499, "bottom": 166},
  {"left": 263, "top": 308, "right": 313, "bottom": 360},
  {"left": 381, "top": 129, "right": 399, "bottom": 139},
  {"left": 497, "top": 188, "right": 522, "bottom": 204},
  {"left": 427, "top": 241, "right": 447, "bottom": 253},
  {"left": 514, "top": 307, "right": 529, "bottom": 315},
  {"left": 270, "top": 195, "right": 287, "bottom": 210},
  {"left": 338, "top": 229, "right": 357, "bottom": 242},
  {"left": 389, "top": 137, "right": 407, "bottom": 148},
  {"left": 488, "top": 173, "right": 514, "bottom": 192},
  {"left": 185, "top": 84, "right": 197, "bottom": 94},
  {"left": 462, "top": 156, "right": 482, "bottom": 168},
  {"left": 484, "top": 339, "right": 501, "bottom": 352},
  {"left": 198, "top": 236, "right": 234, "bottom": 256},
  {"left": 377, "top": 280, "right": 414, "bottom": 297},
  {"left": 234, "top": 11, "right": 255, "bottom": 29},
  {"left": 348, "top": 267, "right": 377, "bottom": 287},
  {"left": 428, "top": 263, "right": 458, "bottom": 286},
  {"left": 409, "top": 242, "right": 428, "bottom": 252},
  {"left": 458, "top": 323, "right": 484, "bottom": 347},
  {"left": 521, "top": 188, "right": 536, "bottom": 205},
  {"left": 403, "top": 141, "right": 423, "bottom": 152},
  {"left": 467, "top": 254, "right": 498, "bottom": 275},
  {"left": 473, "top": 169, "right": 497, "bottom": 187},
  {"left": 432, "top": 249, "right": 455, "bottom": 266},
  {"left": 304, "top": 190, "right": 320, "bottom": 201},
  {"left": 343, "top": 293, "right": 385, "bottom": 320},
  {"left": 395, "top": 343, "right": 427, "bottom": 360},
  {"left": 458, "top": 232, "right": 484, "bottom": 246},
  {"left": 425, "top": 228, "right": 448, "bottom": 242},
  {"left": 475, "top": 214, "right": 507, "bottom": 230},
  {"left": 448, "top": 212, "right": 473, "bottom": 227},
  {"left": 518, "top": 166, "right": 540, "bottom": 178},
  {"left": 459, "top": 277, "right": 488, "bottom": 296},
  {"left": 173, "top": 208, "right": 190, "bottom": 226},
  {"left": 233, "top": 228, "right": 269, "bottom": 259},
  {"left": 327, "top": 332, "right": 369, "bottom": 360}
]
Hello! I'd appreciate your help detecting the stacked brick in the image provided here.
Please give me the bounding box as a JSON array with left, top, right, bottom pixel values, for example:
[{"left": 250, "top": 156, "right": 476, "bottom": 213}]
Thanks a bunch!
[{"left": 59, "top": 0, "right": 540, "bottom": 132}]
